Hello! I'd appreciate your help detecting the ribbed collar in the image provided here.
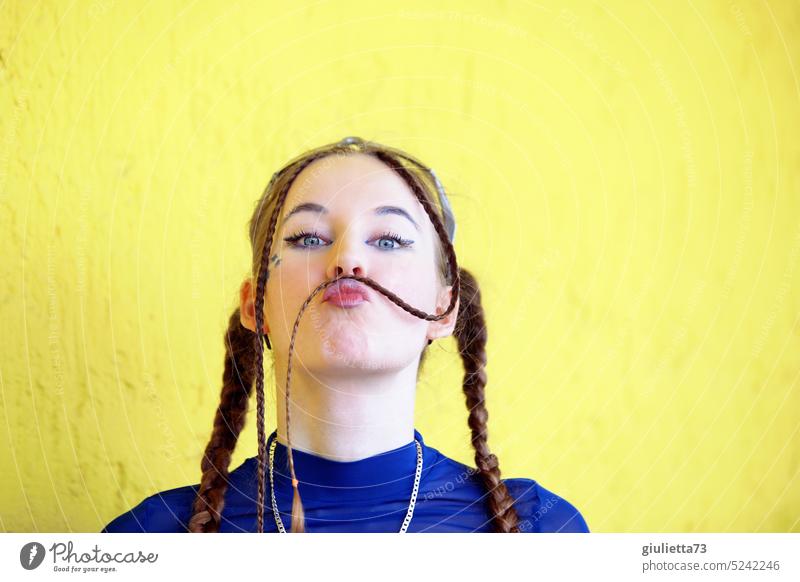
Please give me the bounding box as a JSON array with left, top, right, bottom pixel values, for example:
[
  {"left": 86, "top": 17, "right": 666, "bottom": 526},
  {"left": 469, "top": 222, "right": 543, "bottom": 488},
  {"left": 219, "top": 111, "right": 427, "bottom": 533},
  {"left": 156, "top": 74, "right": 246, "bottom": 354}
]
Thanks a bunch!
[{"left": 253, "top": 428, "right": 434, "bottom": 501}]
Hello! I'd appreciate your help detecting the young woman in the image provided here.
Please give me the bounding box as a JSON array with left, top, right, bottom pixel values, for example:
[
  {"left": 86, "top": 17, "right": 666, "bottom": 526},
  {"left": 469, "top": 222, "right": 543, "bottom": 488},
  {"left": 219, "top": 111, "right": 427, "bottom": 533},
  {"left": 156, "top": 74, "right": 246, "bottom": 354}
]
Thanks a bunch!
[{"left": 102, "top": 136, "right": 590, "bottom": 533}]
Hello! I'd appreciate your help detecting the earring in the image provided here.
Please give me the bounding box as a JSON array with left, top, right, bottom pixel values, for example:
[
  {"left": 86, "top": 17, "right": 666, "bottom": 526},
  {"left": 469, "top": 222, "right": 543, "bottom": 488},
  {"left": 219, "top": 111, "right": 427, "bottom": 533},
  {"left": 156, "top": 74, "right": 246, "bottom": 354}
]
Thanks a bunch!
[{"left": 264, "top": 333, "right": 272, "bottom": 350}]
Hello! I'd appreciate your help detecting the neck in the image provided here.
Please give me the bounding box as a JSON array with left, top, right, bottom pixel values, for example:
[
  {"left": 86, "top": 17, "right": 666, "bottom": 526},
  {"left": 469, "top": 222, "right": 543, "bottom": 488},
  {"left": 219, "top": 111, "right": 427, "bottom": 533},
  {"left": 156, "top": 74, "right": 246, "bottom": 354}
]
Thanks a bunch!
[{"left": 273, "top": 359, "right": 418, "bottom": 462}]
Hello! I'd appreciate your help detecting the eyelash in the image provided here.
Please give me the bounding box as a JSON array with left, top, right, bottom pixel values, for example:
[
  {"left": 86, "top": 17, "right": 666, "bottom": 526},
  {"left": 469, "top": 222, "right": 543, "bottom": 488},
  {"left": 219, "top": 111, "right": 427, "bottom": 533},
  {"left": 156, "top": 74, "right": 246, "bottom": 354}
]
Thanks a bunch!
[{"left": 282, "top": 229, "right": 414, "bottom": 250}]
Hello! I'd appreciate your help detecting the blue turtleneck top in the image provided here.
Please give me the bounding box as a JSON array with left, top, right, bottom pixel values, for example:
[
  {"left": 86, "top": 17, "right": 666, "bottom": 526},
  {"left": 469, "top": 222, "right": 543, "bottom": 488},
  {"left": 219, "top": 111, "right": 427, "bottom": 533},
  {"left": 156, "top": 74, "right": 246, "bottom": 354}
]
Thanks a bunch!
[{"left": 101, "top": 429, "right": 589, "bottom": 533}]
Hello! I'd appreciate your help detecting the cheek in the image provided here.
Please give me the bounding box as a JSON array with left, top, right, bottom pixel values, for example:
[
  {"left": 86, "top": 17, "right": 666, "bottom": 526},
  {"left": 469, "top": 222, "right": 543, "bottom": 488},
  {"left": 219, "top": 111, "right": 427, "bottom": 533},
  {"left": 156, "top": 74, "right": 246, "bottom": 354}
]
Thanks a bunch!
[
  {"left": 264, "top": 258, "right": 325, "bottom": 322},
  {"left": 379, "top": 259, "right": 438, "bottom": 314}
]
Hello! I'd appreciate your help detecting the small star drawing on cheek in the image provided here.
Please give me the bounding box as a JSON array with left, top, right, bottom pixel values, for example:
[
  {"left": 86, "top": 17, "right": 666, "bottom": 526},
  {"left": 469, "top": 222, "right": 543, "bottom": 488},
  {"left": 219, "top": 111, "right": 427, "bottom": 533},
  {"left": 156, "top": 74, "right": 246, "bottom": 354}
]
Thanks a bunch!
[{"left": 270, "top": 254, "right": 282, "bottom": 268}]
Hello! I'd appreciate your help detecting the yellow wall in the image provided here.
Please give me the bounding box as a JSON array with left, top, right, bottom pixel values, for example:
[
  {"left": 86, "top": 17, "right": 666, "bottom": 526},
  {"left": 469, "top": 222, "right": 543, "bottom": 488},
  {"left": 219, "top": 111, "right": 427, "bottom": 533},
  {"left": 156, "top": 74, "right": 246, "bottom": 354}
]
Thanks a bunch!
[{"left": 1, "top": 0, "right": 798, "bottom": 533}]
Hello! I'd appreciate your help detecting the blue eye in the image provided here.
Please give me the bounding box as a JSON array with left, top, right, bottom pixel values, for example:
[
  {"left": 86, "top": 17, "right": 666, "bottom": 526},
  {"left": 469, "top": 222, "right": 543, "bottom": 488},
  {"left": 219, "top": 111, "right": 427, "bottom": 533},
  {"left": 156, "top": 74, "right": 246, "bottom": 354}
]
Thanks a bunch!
[
  {"left": 373, "top": 231, "right": 414, "bottom": 250},
  {"left": 282, "top": 229, "right": 414, "bottom": 250},
  {"left": 283, "top": 230, "right": 328, "bottom": 248}
]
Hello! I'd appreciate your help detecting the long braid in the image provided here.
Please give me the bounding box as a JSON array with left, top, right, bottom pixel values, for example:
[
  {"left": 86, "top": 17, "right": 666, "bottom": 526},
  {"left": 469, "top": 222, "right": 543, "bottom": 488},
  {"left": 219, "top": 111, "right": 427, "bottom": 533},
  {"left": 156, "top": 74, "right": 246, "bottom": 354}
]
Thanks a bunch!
[
  {"left": 373, "top": 151, "right": 520, "bottom": 531},
  {"left": 252, "top": 154, "right": 330, "bottom": 533},
  {"left": 454, "top": 268, "right": 522, "bottom": 533},
  {"left": 188, "top": 307, "right": 257, "bottom": 532}
]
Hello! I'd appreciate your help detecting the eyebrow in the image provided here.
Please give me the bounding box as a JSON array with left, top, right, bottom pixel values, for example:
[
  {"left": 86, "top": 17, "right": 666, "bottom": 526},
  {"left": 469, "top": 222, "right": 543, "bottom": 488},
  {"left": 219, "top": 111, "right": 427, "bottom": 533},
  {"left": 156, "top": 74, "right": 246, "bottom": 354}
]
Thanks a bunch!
[
  {"left": 282, "top": 202, "right": 327, "bottom": 223},
  {"left": 282, "top": 203, "right": 419, "bottom": 231}
]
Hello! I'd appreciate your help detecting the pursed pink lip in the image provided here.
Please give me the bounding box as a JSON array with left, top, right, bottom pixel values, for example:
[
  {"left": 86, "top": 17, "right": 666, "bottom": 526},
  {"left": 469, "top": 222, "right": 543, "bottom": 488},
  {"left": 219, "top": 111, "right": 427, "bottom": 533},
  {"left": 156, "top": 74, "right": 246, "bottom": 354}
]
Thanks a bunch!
[{"left": 322, "top": 279, "right": 370, "bottom": 308}]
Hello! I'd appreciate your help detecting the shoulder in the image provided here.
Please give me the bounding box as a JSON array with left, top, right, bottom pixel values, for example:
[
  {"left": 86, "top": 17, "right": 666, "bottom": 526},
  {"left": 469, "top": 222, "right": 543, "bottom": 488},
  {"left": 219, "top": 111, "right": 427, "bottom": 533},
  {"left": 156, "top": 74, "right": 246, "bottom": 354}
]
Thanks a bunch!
[
  {"left": 502, "top": 477, "right": 590, "bottom": 533},
  {"left": 101, "top": 483, "right": 198, "bottom": 533},
  {"left": 101, "top": 458, "right": 259, "bottom": 533},
  {"left": 419, "top": 446, "right": 589, "bottom": 533}
]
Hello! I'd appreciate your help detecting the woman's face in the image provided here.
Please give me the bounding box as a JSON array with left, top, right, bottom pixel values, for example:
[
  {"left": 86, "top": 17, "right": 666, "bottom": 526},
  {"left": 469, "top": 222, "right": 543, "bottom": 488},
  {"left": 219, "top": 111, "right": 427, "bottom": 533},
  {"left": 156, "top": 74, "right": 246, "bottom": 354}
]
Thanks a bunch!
[{"left": 241, "top": 152, "right": 457, "bottom": 375}]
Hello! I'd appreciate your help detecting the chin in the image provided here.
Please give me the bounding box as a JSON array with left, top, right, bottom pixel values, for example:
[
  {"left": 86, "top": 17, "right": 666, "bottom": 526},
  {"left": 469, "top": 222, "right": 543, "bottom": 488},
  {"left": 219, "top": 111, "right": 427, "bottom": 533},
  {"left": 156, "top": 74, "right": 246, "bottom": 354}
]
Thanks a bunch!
[
  {"left": 312, "top": 338, "right": 410, "bottom": 375},
  {"left": 290, "top": 319, "right": 424, "bottom": 372},
  {"left": 319, "top": 335, "right": 374, "bottom": 368}
]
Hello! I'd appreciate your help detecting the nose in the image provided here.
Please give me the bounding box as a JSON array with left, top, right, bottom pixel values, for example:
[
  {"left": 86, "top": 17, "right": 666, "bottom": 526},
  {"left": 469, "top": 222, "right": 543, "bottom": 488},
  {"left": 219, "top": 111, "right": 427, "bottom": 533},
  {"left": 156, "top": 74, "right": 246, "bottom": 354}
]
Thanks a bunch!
[{"left": 325, "top": 233, "right": 366, "bottom": 281}]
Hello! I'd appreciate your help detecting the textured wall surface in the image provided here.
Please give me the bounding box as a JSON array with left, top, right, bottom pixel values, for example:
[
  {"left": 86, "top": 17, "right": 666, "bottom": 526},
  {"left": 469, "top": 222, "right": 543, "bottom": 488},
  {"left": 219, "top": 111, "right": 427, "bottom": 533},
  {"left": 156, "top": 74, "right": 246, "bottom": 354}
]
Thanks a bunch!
[{"left": 1, "top": 0, "right": 798, "bottom": 532}]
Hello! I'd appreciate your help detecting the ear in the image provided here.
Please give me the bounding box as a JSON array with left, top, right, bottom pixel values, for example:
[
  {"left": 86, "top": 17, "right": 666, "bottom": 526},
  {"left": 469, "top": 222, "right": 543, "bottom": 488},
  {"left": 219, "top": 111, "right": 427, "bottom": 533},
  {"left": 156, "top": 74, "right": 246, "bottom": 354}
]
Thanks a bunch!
[
  {"left": 239, "top": 278, "right": 269, "bottom": 334},
  {"left": 426, "top": 284, "right": 459, "bottom": 342}
]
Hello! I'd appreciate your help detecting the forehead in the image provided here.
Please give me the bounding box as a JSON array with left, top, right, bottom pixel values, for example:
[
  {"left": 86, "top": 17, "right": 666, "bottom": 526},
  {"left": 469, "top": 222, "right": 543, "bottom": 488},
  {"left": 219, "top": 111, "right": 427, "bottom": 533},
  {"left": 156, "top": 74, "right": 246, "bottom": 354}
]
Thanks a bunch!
[{"left": 284, "top": 152, "right": 419, "bottom": 211}]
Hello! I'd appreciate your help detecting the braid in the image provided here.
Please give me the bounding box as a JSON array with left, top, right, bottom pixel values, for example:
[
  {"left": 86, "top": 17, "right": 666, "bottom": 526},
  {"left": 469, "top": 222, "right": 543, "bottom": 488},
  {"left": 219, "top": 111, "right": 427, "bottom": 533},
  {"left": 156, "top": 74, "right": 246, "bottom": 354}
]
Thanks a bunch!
[
  {"left": 373, "top": 151, "right": 521, "bottom": 531},
  {"left": 188, "top": 307, "right": 257, "bottom": 532},
  {"left": 454, "top": 268, "right": 521, "bottom": 533},
  {"left": 253, "top": 154, "right": 329, "bottom": 533}
]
